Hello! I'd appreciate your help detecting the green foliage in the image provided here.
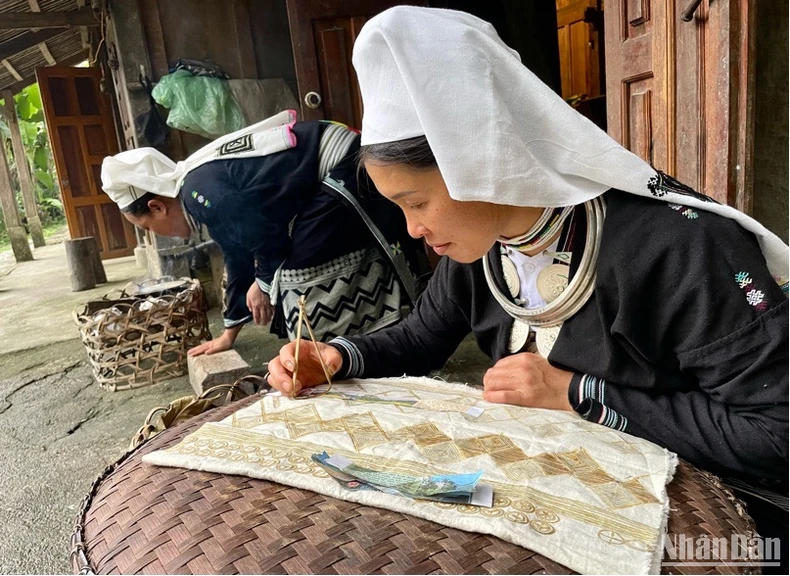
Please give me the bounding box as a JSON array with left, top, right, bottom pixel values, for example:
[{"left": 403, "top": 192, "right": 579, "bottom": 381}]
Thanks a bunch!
[
  {"left": 40, "top": 197, "right": 63, "bottom": 210},
  {"left": 39, "top": 197, "right": 64, "bottom": 221},
  {"left": 35, "top": 169, "right": 54, "bottom": 190},
  {"left": 0, "top": 83, "right": 64, "bottom": 227}
]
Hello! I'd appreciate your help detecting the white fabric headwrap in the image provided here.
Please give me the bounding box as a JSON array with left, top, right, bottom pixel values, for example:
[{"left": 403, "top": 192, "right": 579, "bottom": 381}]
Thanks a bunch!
[
  {"left": 101, "top": 110, "right": 298, "bottom": 209},
  {"left": 352, "top": 6, "right": 788, "bottom": 278}
]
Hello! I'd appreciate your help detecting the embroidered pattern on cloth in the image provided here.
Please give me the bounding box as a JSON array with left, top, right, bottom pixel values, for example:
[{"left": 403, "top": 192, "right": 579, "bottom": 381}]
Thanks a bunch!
[
  {"left": 317, "top": 122, "right": 357, "bottom": 178},
  {"left": 279, "top": 247, "right": 402, "bottom": 341},
  {"left": 144, "top": 377, "right": 677, "bottom": 575},
  {"left": 217, "top": 133, "right": 254, "bottom": 156},
  {"left": 667, "top": 203, "right": 698, "bottom": 219},
  {"left": 597, "top": 405, "right": 629, "bottom": 433},
  {"left": 190, "top": 190, "right": 211, "bottom": 208},
  {"left": 576, "top": 374, "right": 629, "bottom": 432},
  {"left": 647, "top": 171, "right": 718, "bottom": 204},
  {"left": 735, "top": 271, "right": 767, "bottom": 310}
]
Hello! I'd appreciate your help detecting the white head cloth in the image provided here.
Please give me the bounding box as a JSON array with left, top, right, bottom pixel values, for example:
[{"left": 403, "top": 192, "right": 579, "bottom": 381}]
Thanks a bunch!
[
  {"left": 352, "top": 6, "right": 788, "bottom": 278},
  {"left": 101, "top": 110, "right": 298, "bottom": 209}
]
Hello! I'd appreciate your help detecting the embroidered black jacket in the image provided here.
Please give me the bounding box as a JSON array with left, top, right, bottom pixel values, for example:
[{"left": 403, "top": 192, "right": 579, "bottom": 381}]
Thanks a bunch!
[
  {"left": 330, "top": 190, "right": 789, "bottom": 481},
  {"left": 180, "top": 121, "right": 424, "bottom": 329}
]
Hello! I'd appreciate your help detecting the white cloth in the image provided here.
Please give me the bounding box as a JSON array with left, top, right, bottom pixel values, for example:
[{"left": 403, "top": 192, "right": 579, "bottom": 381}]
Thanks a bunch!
[
  {"left": 144, "top": 377, "right": 677, "bottom": 575},
  {"left": 505, "top": 238, "right": 560, "bottom": 310},
  {"left": 352, "top": 6, "right": 788, "bottom": 278},
  {"left": 101, "top": 110, "right": 298, "bottom": 209}
]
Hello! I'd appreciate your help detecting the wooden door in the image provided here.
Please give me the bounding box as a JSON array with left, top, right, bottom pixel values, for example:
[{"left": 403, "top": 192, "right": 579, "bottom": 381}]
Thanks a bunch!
[
  {"left": 604, "top": 0, "right": 755, "bottom": 209},
  {"left": 556, "top": 0, "right": 604, "bottom": 100},
  {"left": 37, "top": 66, "right": 136, "bottom": 259},
  {"left": 286, "top": 0, "right": 428, "bottom": 127}
]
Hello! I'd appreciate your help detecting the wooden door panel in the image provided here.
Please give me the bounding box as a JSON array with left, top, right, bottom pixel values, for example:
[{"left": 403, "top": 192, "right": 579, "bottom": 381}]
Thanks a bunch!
[
  {"left": 287, "top": 0, "right": 427, "bottom": 124},
  {"left": 556, "top": 0, "right": 603, "bottom": 100},
  {"left": 101, "top": 203, "right": 133, "bottom": 252},
  {"left": 38, "top": 66, "right": 136, "bottom": 259},
  {"left": 558, "top": 26, "right": 572, "bottom": 96},
  {"left": 605, "top": 0, "right": 667, "bottom": 173},
  {"left": 627, "top": 84, "right": 653, "bottom": 163},
  {"left": 605, "top": 0, "right": 755, "bottom": 208},
  {"left": 314, "top": 17, "right": 363, "bottom": 127},
  {"left": 57, "top": 125, "right": 92, "bottom": 197}
]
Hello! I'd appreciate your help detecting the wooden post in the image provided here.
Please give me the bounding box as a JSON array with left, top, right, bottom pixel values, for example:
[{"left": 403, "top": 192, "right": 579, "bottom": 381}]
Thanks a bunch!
[
  {"left": 64, "top": 237, "right": 97, "bottom": 291},
  {"left": 1, "top": 89, "right": 45, "bottom": 248},
  {"left": 0, "top": 131, "right": 33, "bottom": 262}
]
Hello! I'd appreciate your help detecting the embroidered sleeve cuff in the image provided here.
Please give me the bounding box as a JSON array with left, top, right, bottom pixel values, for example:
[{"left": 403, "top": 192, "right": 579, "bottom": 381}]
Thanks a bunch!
[
  {"left": 569, "top": 373, "right": 606, "bottom": 410},
  {"left": 224, "top": 315, "right": 252, "bottom": 328},
  {"left": 576, "top": 400, "right": 629, "bottom": 432},
  {"left": 569, "top": 373, "right": 628, "bottom": 432},
  {"left": 327, "top": 337, "right": 365, "bottom": 379},
  {"left": 255, "top": 278, "right": 271, "bottom": 294}
]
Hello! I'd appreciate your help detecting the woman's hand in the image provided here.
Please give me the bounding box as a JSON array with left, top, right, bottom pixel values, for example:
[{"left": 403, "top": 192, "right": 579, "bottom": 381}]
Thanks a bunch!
[
  {"left": 247, "top": 282, "right": 274, "bottom": 326},
  {"left": 267, "top": 340, "right": 343, "bottom": 397},
  {"left": 188, "top": 327, "right": 239, "bottom": 357},
  {"left": 483, "top": 353, "right": 574, "bottom": 411}
]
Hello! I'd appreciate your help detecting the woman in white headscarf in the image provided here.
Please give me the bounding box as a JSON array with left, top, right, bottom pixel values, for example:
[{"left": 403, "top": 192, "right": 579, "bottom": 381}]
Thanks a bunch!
[
  {"left": 266, "top": 5, "right": 788, "bottom": 536},
  {"left": 102, "top": 111, "right": 429, "bottom": 355}
]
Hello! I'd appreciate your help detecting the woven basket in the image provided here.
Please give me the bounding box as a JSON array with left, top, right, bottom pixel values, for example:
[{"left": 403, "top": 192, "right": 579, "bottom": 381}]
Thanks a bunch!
[
  {"left": 71, "top": 394, "right": 761, "bottom": 575},
  {"left": 73, "top": 277, "right": 212, "bottom": 391}
]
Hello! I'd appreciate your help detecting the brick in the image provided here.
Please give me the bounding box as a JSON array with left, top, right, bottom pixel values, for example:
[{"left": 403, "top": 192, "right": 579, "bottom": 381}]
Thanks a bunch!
[{"left": 188, "top": 350, "right": 251, "bottom": 395}]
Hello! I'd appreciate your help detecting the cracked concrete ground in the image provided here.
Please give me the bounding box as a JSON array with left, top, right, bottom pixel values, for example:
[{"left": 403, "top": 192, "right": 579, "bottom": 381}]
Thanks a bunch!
[{"left": 0, "top": 242, "right": 490, "bottom": 574}]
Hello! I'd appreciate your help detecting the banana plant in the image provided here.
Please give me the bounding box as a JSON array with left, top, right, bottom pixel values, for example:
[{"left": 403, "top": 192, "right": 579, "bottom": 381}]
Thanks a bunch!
[{"left": 0, "top": 83, "right": 63, "bottom": 224}]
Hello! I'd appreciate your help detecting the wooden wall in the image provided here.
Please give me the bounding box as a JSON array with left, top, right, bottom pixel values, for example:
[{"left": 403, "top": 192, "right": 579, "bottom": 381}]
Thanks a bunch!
[{"left": 107, "top": 0, "right": 297, "bottom": 160}]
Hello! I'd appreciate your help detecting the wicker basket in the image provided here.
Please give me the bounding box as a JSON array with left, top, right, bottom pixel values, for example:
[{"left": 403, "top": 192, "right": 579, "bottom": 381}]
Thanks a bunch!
[
  {"left": 71, "top": 394, "right": 761, "bottom": 575},
  {"left": 73, "top": 277, "right": 212, "bottom": 391}
]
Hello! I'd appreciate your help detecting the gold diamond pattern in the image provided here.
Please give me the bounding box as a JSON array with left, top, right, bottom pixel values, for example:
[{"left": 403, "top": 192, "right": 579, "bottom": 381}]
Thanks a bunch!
[
  {"left": 389, "top": 423, "right": 451, "bottom": 446},
  {"left": 590, "top": 478, "right": 658, "bottom": 509},
  {"left": 420, "top": 442, "right": 463, "bottom": 464},
  {"left": 234, "top": 401, "right": 656, "bottom": 510},
  {"left": 558, "top": 449, "right": 615, "bottom": 485},
  {"left": 529, "top": 452, "right": 571, "bottom": 476}
]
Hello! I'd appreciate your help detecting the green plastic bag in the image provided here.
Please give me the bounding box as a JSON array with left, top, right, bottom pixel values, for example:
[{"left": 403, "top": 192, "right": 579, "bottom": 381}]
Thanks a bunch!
[{"left": 152, "top": 70, "right": 244, "bottom": 138}]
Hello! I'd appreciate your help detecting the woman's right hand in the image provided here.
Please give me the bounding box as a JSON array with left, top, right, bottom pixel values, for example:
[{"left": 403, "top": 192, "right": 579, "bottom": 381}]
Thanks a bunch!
[{"left": 267, "top": 340, "right": 343, "bottom": 397}]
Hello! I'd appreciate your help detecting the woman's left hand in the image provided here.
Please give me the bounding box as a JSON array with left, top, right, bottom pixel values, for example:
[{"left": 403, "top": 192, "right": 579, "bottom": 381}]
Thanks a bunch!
[
  {"left": 483, "top": 353, "right": 575, "bottom": 411},
  {"left": 246, "top": 282, "right": 274, "bottom": 326}
]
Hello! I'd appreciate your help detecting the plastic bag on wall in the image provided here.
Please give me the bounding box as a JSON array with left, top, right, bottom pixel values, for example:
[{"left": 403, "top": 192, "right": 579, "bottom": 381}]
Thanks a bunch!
[
  {"left": 151, "top": 70, "right": 245, "bottom": 139},
  {"left": 135, "top": 74, "right": 169, "bottom": 147}
]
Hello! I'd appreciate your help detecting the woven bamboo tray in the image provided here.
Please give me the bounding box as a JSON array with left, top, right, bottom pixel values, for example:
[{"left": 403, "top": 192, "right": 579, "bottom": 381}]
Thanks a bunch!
[
  {"left": 71, "top": 394, "right": 760, "bottom": 575},
  {"left": 73, "top": 277, "right": 211, "bottom": 391}
]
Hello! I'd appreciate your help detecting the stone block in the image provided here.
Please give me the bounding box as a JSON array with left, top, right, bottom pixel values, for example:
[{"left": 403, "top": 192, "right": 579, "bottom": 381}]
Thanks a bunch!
[{"left": 188, "top": 349, "right": 251, "bottom": 395}]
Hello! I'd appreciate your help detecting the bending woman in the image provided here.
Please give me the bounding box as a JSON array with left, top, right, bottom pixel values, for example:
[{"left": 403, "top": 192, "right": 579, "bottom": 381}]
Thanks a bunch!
[
  {"left": 266, "top": 6, "right": 789, "bottom": 539},
  {"left": 102, "top": 111, "right": 429, "bottom": 355}
]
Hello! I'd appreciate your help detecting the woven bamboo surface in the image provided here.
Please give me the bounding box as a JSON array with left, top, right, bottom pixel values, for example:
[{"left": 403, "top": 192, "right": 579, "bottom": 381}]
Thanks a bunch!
[
  {"left": 73, "top": 278, "right": 211, "bottom": 391},
  {"left": 73, "top": 394, "right": 760, "bottom": 575}
]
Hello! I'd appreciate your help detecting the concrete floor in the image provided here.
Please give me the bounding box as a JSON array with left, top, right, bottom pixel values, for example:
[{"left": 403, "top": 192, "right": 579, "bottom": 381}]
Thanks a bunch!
[{"left": 0, "top": 240, "right": 490, "bottom": 574}]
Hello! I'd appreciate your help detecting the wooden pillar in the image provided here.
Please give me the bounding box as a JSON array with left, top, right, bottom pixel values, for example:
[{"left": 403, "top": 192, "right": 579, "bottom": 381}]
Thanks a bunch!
[
  {"left": 1, "top": 89, "right": 45, "bottom": 248},
  {"left": 0, "top": 138, "right": 33, "bottom": 262}
]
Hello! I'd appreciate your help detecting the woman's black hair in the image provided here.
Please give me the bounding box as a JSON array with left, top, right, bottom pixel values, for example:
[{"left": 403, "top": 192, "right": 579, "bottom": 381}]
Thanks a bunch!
[
  {"left": 357, "top": 135, "right": 437, "bottom": 169},
  {"left": 120, "top": 192, "right": 158, "bottom": 216}
]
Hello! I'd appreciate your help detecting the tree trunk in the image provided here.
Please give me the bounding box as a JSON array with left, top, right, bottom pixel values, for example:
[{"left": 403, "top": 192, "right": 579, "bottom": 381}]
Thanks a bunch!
[
  {"left": 87, "top": 236, "right": 107, "bottom": 283},
  {"left": 65, "top": 237, "right": 97, "bottom": 291}
]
